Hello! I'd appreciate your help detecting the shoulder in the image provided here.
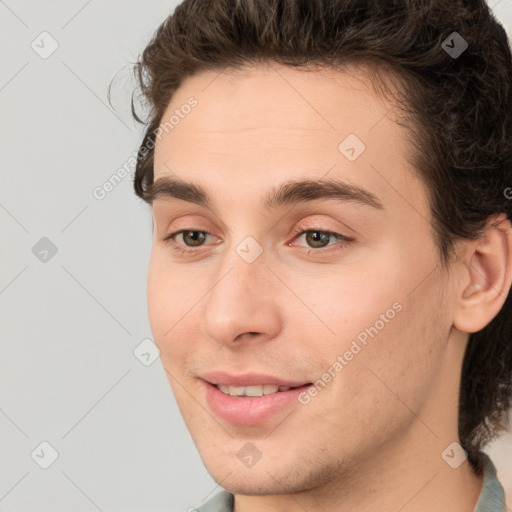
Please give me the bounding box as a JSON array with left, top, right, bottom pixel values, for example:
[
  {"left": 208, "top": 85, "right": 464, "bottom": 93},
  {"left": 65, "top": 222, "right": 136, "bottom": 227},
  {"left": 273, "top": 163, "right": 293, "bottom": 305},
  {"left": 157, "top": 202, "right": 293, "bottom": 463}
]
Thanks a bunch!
[{"left": 473, "top": 452, "right": 507, "bottom": 512}]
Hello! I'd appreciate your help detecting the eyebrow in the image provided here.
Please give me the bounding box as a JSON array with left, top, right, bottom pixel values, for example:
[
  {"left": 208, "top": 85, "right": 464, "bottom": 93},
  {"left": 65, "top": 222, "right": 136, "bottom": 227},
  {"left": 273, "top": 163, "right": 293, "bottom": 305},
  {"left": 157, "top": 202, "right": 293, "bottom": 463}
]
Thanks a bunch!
[{"left": 146, "top": 176, "right": 384, "bottom": 211}]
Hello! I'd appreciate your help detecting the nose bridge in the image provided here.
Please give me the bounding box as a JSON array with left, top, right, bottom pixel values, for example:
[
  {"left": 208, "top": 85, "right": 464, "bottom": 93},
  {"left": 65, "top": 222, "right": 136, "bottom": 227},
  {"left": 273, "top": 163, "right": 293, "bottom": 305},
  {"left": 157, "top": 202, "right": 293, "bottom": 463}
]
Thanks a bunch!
[
  {"left": 202, "top": 238, "right": 282, "bottom": 344},
  {"left": 212, "top": 233, "right": 270, "bottom": 300}
]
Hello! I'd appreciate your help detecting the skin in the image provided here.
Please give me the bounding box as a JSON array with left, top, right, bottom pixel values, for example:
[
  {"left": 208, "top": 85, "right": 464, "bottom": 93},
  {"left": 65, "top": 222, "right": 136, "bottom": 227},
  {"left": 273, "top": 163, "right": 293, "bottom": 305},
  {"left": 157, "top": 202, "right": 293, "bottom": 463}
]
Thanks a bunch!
[{"left": 147, "top": 61, "right": 512, "bottom": 511}]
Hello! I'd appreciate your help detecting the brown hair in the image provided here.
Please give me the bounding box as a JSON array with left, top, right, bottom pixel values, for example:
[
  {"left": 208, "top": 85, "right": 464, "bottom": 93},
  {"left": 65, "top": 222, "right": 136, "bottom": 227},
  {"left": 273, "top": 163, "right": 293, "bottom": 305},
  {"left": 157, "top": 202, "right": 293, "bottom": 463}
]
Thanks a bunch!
[{"left": 129, "top": 0, "right": 512, "bottom": 475}]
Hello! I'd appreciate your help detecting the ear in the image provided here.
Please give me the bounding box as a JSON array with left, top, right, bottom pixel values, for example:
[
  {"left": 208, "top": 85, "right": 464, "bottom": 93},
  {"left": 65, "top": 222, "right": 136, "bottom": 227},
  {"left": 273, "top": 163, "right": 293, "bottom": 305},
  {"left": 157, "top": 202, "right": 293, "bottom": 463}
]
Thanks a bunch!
[{"left": 453, "top": 214, "right": 512, "bottom": 333}]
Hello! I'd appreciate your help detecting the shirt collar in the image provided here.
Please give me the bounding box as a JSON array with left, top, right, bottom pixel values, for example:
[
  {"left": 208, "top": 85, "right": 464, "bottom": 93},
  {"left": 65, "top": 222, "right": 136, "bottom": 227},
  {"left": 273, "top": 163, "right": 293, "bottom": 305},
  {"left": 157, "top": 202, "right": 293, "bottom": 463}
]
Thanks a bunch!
[{"left": 474, "top": 452, "right": 507, "bottom": 512}]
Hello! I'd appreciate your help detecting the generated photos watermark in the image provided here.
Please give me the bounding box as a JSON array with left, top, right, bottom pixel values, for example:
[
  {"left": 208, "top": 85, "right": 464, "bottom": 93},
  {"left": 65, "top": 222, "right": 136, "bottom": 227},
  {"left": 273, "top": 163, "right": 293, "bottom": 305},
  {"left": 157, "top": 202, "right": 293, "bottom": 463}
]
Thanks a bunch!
[
  {"left": 92, "top": 96, "right": 198, "bottom": 201},
  {"left": 298, "top": 301, "right": 403, "bottom": 405}
]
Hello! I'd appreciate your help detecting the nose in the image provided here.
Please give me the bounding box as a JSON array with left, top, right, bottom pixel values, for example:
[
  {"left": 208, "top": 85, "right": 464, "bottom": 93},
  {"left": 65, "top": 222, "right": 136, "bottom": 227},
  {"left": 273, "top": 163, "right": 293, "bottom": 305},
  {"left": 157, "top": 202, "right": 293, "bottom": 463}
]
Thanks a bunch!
[{"left": 202, "top": 244, "right": 283, "bottom": 347}]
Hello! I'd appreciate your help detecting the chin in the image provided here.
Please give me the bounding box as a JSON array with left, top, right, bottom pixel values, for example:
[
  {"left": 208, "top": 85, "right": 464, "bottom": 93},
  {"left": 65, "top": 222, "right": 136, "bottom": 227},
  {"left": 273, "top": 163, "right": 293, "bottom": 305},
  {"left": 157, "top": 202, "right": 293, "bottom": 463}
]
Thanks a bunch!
[
  {"left": 197, "top": 444, "right": 323, "bottom": 496},
  {"left": 208, "top": 468, "right": 294, "bottom": 496}
]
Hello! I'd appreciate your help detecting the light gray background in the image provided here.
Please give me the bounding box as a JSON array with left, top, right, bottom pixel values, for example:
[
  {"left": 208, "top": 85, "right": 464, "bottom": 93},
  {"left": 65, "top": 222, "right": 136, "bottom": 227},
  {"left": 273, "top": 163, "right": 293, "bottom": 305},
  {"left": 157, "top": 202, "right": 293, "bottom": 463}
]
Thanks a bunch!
[{"left": 1, "top": 1, "right": 512, "bottom": 511}]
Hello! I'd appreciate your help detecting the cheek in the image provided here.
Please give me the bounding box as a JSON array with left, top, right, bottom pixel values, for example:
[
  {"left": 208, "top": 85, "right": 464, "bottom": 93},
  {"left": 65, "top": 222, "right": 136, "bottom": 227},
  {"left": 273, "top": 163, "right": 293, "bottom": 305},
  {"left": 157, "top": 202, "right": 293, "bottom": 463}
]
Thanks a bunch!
[
  {"left": 147, "top": 251, "right": 189, "bottom": 349},
  {"left": 333, "top": 277, "right": 448, "bottom": 421},
  {"left": 283, "top": 263, "right": 402, "bottom": 352},
  {"left": 146, "top": 250, "right": 211, "bottom": 381},
  {"left": 285, "top": 259, "right": 444, "bottom": 392},
  {"left": 147, "top": 260, "right": 170, "bottom": 340}
]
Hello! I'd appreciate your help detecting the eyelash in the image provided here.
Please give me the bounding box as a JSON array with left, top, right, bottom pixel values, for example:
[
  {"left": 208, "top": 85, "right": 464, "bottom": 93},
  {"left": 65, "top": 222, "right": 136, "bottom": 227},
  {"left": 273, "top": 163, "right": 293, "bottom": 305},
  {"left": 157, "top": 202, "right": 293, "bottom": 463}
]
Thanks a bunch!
[{"left": 163, "top": 223, "right": 354, "bottom": 257}]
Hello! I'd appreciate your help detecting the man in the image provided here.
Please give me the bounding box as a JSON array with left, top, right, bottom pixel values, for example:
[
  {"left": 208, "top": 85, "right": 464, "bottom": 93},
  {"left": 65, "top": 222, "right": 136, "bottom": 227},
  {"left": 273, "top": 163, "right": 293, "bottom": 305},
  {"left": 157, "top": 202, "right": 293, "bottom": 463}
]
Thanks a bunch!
[{"left": 130, "top": 0, "right": 512, "bottom": 510}]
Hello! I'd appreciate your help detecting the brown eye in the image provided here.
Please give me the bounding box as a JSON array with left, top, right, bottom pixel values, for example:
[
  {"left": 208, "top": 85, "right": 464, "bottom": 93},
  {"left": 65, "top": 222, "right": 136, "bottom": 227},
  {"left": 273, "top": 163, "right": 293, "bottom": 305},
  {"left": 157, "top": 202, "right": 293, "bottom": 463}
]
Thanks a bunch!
[
  {"left": 163, "top": 229, "right": 212, "bottom": 248},
  {"left": 304, "top": 231, "right": 332, "bottom": 248},
  {"left": 181, "top": 230, "right": 207, "bottom": 246},
  {"left": 291, "top": 226, "right": 353, "bottom": 255}
]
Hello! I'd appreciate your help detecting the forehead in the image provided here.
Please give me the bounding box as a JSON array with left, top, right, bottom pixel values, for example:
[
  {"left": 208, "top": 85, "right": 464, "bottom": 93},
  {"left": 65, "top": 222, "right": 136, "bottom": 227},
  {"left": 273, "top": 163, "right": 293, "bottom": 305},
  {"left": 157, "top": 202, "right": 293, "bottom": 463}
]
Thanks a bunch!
[
  {"left": 152, "top": 62, "right": 426, "bottom": 218},
  {"left": 155, "top": 62, "right": 398, "bottom": 150}
]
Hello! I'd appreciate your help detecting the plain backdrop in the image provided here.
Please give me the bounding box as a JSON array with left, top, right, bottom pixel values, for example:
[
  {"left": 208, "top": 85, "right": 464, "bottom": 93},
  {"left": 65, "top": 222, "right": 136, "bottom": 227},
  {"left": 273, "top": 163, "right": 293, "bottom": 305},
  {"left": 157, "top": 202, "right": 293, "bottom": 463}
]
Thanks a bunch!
[{"left": 1, "top": 1, "right": 511, "bottom": 510}]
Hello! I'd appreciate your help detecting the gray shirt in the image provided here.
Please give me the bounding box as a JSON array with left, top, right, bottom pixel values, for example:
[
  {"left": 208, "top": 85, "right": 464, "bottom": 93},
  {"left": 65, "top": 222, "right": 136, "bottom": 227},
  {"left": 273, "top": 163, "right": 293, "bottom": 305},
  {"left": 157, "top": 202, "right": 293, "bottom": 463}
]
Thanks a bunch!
[{"left": 196, "top": 452, "right": 507, "bottom": 512}]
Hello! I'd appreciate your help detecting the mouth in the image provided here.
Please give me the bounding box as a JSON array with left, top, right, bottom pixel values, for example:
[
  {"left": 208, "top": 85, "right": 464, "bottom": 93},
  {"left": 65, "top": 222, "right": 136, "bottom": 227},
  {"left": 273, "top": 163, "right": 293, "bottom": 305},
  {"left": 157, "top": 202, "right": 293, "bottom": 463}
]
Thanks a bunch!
[
  {"left": 214, "top": 383, "right": 306, "bottom": 397},
  {"left": 200, "top": 373, "right": 313, "bottom": 425}
]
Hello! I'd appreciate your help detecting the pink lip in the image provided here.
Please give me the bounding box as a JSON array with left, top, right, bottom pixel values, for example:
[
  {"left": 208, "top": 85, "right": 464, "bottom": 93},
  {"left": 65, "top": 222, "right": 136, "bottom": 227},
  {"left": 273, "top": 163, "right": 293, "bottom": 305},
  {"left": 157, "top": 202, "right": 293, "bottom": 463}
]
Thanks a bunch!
[
  {"left": 201, "top": 371, "right": 309, "bottom": 387},
  {"left": 200, "top": 372, "right": 312, "bottom": 426}
]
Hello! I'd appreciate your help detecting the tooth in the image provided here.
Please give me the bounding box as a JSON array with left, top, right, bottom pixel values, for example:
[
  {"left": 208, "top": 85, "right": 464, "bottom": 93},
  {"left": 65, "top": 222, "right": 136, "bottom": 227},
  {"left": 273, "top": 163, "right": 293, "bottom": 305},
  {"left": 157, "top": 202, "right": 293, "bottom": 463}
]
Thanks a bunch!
[
  {"left": 228, "top": 386, "right": 245, "bottom": 396},
  {"left": 244, "top": 385, "right": 264, "bottom": 396},
  {"left": 217, "top": 384, "right": 288, "bottom": 396},
  {"left": 263, "top": 385, "right": 279, "bottom": 395}
]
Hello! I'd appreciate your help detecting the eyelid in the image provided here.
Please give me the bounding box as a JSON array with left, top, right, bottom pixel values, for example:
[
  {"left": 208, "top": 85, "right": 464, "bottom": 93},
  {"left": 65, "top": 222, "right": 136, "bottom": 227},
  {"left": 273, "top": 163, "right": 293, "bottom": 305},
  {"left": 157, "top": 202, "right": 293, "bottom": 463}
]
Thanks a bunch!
[
  {"left": 291, "top": 221, "right": 347, "bottom": 237},
  {"left": 164, "top": 227, "right": 218, "bottom": 244},
  {"left": 289, "top": 223, "right": 354, "bottom": 252}
]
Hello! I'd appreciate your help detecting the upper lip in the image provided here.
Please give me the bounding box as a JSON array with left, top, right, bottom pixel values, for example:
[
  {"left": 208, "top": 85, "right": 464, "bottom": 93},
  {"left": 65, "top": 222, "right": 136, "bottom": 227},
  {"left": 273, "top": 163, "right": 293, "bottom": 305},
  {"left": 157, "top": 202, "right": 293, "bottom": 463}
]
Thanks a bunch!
[{"left": 201, "top": 371, "right": 311, "bottom": 387}]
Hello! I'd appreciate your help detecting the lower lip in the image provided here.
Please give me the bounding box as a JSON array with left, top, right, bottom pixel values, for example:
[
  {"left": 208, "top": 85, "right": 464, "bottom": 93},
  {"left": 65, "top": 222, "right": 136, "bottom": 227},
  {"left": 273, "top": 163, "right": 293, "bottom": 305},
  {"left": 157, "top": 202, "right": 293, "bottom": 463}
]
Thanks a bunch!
[{"left": 203, "top": 381, "right": 311, "bottom": 426}]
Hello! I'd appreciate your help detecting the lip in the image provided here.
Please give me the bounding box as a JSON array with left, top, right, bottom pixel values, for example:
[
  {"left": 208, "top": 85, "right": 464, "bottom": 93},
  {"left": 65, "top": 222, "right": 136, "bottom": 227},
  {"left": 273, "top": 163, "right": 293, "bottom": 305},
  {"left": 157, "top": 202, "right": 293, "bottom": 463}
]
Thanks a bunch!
[
  {"left": 201, "top": 371, "right": 310, "bottom": 387},
  {"left": 201, "top": 372, "right": 312, "bottom": 426}
]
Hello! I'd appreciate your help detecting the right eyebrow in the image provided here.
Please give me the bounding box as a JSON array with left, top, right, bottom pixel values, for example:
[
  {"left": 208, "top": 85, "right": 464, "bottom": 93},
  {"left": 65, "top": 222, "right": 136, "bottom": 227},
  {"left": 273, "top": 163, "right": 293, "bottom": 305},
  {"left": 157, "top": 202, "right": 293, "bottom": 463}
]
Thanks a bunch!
[{"left": 144, "top": 176, "right": 211, "bottom": 208}]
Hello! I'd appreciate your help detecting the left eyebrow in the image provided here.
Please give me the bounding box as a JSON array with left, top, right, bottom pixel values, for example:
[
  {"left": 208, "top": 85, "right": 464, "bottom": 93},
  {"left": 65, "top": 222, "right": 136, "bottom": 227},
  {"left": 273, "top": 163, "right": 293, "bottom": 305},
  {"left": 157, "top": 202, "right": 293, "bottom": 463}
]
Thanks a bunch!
[
  {"left": 263, "top": 178, "right": 385, "bottom": 211},
  {"left": 146, "top": 176, "right": 384, "bottom": 211}
]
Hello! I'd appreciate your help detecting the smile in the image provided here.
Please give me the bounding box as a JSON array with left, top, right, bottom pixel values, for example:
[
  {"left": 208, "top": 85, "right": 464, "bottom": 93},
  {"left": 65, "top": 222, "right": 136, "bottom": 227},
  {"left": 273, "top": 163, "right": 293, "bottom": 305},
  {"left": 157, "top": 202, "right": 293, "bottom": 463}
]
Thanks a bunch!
[{"left": 216, "top": 384, "right": 300, "bottom": 397}]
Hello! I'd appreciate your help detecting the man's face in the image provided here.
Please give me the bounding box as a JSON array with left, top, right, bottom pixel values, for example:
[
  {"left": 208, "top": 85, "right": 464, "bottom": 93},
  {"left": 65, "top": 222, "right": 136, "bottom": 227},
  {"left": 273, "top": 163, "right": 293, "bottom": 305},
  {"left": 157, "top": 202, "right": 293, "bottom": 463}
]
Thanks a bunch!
[{"left": 148, "top": 63, "right": 458, "bottom": 495}]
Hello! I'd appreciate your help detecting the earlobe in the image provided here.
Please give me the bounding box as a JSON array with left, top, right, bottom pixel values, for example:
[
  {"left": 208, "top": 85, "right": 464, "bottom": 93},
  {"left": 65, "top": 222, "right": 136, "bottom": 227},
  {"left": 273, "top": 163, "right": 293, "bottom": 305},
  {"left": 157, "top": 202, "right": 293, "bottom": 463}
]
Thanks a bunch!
[{"left": 453, "top": 214, "right": 512, "bottom": 334}]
